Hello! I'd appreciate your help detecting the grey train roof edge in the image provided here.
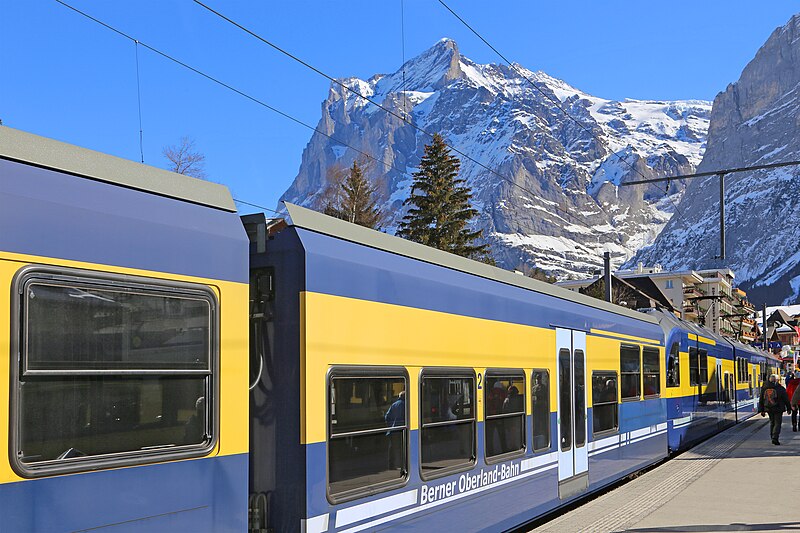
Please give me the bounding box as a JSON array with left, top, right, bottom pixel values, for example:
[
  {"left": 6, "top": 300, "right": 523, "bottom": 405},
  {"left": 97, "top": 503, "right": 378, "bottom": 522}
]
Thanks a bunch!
[
  {"left": 284, "top": 202, "right": 659, "bottom": 326},
  {"left": 0, "top": 127, "right": 236, "bottom": 212},
  {"left": 647, "top": 308, "right": 774, "bottom": 359}
]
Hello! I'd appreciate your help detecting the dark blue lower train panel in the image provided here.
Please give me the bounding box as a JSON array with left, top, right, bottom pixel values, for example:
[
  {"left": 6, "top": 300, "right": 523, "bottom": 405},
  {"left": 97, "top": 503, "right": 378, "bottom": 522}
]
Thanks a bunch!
[
  {"left": 300, "top": 414, "right": 668, "bottom": 533},
  {"left": 0, "top": 454, "right": 247, "bottom": 532},
  {"left": 666, "top": 391, "right": 757, "bottom": 451}
]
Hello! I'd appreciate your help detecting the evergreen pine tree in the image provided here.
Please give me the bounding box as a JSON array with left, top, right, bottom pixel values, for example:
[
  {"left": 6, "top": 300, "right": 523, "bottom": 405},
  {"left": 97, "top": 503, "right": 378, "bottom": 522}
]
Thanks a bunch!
[
  {"left": 323, "top": 160, "right": 384, "bottom": 230},
  {"left": 397, "top": 133, "right": 491, "bottom": 261}
]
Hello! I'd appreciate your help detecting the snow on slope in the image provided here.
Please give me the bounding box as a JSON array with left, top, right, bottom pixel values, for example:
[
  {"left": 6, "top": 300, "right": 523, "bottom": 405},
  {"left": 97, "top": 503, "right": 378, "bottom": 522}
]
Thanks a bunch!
[{"left": 279, "top": 39, "right": 711, "bottom": 279}]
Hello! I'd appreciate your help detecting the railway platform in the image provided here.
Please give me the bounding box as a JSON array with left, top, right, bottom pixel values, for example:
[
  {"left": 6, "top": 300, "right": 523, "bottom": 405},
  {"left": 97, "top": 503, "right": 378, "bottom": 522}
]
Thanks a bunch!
[{"left": 529, "top": 416, "right": 800, "bottom": 532}]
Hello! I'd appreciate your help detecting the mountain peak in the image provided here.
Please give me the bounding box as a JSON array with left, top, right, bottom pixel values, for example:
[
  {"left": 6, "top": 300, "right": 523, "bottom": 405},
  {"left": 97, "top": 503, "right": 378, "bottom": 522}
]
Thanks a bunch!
[{"left": 376, "top": 38, "right": 463, "bottom": 94}]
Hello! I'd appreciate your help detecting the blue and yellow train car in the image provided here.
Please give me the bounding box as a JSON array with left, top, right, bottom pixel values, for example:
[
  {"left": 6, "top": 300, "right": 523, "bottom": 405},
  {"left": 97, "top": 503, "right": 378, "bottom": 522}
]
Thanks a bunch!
[
  {"left": 0, "top": 128, "right": 249, "bottom": 531},
  {"left": 246, "top": 205, "right": 667, "bottom": 532},
  {"left": 649, "top": 309, "right": 771, "bottom": 452}
]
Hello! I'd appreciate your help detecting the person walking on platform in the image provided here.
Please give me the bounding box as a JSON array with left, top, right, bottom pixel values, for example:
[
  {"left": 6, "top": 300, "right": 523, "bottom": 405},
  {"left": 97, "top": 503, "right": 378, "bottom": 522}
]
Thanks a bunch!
[
  {"left": 787, "top": 373, "right": 800, "bottom": 431},
  {"left": 759, "top": 374, "right": 791, "bottom": 445}
]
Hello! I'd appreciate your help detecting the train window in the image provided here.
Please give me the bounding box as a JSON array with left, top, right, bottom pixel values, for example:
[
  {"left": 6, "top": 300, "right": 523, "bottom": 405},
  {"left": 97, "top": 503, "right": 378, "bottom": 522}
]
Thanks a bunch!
[
  {"left": 620, "top": 344, "right": 641, "bottom": 401},
  {"left": 485, "top": 371, "right": 526, "bottom": 460},
  {"left": 419, "top": 371, "right": 476, "bottom": 480},
  {"left": 699, "top": 349, "right": 709, "bottom": 385},
  {"left": 574, "top": 350, "right": 586, "bottom": 448},
  {"left": 328, "top": 371, "right": 407, "bottom": 501},
  {"left": 12, "top": 270, "right": 216, "bottom": 477},
  {"left": 667, "top": 342, "right": 680, "bottom": 388},
  {"left": 531, "top": 369, "right": 550, "bottom": 451},
  {"left": 689, "top": 347, "right": 699, "bottom": 386},
  {"left": 642, "top": 347, "right": 660, "bottom": 398},
  {"left": 592, "top": 372, "right": 618, "bottom": 434},
  {"left": 558, "top": 349, "right": 572, "bottom": 452}
]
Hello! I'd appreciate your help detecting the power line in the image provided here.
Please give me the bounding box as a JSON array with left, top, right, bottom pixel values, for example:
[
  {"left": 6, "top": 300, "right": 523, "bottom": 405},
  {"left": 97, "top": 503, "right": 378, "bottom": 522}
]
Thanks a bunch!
[
  {"left": 134, "top": 40, "right": 145, "bottom": 163},
  {"left": 191, "top": 0, "right": 593, "bottom": 228},
  {"left": 435, "top": 0, "right": 689, "bottom": 222},
  {"left": 618, "top": 158, "right": 800, "bottom": 261},
  {"left": 618, "top": 159, "right": 800, "bottom": 186},
  {"left": 233, "top": 198, "right": 283, "bottom": 216},
  {"left": 53, "top": 0, "right": 407, "bottom": 186},
  {"left": 400, "top": 0, "right": 407, "bottom": 120}
]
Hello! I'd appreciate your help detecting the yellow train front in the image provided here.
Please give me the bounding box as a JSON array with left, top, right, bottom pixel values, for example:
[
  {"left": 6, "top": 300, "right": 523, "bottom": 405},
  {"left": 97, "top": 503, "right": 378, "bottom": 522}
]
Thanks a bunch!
[
  {"left": 0, "top": 128, "right": 249, "bottom": 531},
  {"left": 245, "top": 205, "right": 668, "bottom": 532}
]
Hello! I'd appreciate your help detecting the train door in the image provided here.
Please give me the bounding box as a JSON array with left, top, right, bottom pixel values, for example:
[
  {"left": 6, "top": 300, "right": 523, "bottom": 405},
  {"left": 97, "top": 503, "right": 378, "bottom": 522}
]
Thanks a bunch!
[
  {"left": 556, "top": 328, "right": 588, "bottom": 499},
  {"left": 725, "top": 372, "right": 736, "bottom": 423},
  {"left": 715, "top": 359, "right": 723, "bottom": 424}
]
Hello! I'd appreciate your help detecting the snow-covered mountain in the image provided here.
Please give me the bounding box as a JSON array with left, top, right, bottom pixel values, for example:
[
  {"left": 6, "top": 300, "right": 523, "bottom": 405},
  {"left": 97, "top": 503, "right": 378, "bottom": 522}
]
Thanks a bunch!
[
  {"left": 280, "top": 39, "right": 711, "bottom": 277},
  {"left": 630, "top": 14, "right": 800, "bottom": 304}
]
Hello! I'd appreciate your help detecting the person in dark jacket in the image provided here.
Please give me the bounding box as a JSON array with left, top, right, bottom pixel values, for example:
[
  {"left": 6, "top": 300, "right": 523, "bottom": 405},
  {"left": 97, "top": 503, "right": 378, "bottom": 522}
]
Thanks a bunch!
[
  {"left": 759, "top": 374, "right": 792, "bottom": 445},
  {"left": 786, "top": 373, "right": 800, "bottom": 431}
]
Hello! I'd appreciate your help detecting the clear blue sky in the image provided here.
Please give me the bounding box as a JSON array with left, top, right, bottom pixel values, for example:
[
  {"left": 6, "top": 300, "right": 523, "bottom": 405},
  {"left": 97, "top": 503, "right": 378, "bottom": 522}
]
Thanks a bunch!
[{"left": 2, "top": 1, "right": 797, "bottom": 213}]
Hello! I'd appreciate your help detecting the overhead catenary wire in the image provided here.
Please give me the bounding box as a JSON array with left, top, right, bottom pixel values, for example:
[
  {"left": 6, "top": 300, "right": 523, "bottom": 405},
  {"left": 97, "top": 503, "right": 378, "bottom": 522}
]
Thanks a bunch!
[
  {"left": 54, "top": 0, "right": 408, "bottom": 197},
  {"left": 401, "top": 0, "right": 407, "bottom": 120},
  {"left": 435, "top": 0, "right": 689, "bottom": 222},
  {"left": 134, "top": 40, "right": 145, "bottom": 163},
  {"left": 191, "top": 0, "right": 593, "bottom": 228},
  {"left": 233, "top": 198, "right": 284, "bottom": 216}
]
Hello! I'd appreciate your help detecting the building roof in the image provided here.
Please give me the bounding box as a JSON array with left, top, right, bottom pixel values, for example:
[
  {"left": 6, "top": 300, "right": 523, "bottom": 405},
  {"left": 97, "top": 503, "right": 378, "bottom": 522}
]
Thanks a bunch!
[{"left": 0, "top": 126, "right": 236, "bottom": 211}]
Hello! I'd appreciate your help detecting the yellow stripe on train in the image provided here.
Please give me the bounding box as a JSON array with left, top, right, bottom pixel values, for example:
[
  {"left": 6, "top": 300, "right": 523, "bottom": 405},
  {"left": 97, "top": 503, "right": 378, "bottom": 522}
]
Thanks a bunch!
[{"left": 301, "top": 291, "right": 664, "bottom": 445}]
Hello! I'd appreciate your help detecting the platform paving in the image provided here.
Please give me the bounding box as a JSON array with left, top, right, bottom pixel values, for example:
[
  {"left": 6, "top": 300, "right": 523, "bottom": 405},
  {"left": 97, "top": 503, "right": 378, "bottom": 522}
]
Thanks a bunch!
[{"left": 529, "top": 415, "right": 800, "bottom": 532}]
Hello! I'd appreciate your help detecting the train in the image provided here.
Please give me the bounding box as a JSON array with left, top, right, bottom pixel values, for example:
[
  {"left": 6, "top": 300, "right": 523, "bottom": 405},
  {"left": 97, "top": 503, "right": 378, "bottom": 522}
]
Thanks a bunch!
[{"left": 0, "top": 127, "right": 780, "bottom": 532}]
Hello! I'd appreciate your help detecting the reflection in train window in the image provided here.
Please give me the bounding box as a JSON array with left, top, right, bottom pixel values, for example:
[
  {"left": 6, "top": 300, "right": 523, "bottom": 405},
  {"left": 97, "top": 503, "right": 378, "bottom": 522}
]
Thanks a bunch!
[
  {"left": 420, "top": 372, "right": 475, "bottom": 479},
  {"left": 667, "top": 342, "right": 680, "bottom": 388},
  {"left": 531, "top": 369, "right": 550, "bottom": 451},
  {"left": 328, "top": 372, "right": 407, "bottom": 500},
  {"left": 689, "top": 347, "right": 699, "bottom": 386},
  {"left": 699, "top": 349, "right": 709, "bottom": 385},
  {"left": 485, "top": 372, "right": 525, "bottom": 459},
  {"left": 592, "top": 372, "right": 618, "bottom": 434},
  {"left": 620, "top": 345, "right": 641, "bottom": 400},
  {"left": 642, "top": 347, "right": 661, "bottom": 398},
  {"left": 16, "top": 274, "right": 215, "bottom": 476}
]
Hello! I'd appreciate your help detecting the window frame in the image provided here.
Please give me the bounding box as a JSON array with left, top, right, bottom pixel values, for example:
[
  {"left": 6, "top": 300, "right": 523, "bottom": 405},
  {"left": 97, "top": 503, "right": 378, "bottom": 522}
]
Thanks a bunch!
[
  {"left": 666, "top": 342, "right": 680, "bottom": 388},
  {"left": 418, "top": 368, "right": 477, "bottom": 481},
  {"left": 642, "top": 346, "right": 661, "bottom": 399},
  {"left": 591, "top": 371, "right": 619, "bottom": 436},
  {"left": 484, "top": 369, "right": 527, "bottom": 463},
  {"left": 530, "top": 368, "right": 551, "bottom": 453},
  {"left": 326, "top": 365, "right": 410, "bottom": 504},
  {"left": 620, "top": 344, "right": 641, "bottom": 402},
  {"left": 698, "top": 348, "right": 709, "bottom": 385},
  {"left": 689, "top": 346, "right": 699, "bottom": 386},
  {"left": 10, "top": 265, "right": 219, "bottom": 478}
]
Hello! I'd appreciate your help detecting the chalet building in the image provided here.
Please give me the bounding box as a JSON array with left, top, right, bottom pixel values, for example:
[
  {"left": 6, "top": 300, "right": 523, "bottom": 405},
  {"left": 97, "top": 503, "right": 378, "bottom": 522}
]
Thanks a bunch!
[{"left": 557, "top": 263, "right": 760, "bottom": 344}]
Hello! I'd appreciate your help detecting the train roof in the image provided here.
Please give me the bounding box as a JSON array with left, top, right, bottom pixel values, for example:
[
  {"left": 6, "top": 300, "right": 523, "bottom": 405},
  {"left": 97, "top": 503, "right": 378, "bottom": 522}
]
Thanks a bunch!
[
  {"left": 647, "top": 308, "right": 775, "bottom": 359},
  {"left": 0, "top": 127, "right": 236, "bottom": 212},
  {"left": 284, "top": 203, "right": 659, "bottom": 325}
]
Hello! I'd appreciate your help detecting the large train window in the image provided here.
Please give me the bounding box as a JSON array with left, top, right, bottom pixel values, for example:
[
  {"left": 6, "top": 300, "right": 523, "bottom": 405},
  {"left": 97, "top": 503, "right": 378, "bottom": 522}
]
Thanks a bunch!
[
  {"left": 328, "top": 369, "right": 407, "bottom": 501},
  {"left": 484, "top": 371, "right": 526, "bottom": 460},
  {"left": 642, "top": 347, "right": 661, "bottom": 398},
  {"left": 12, "top": 268, "right": 216, "bottom": 477},
  {"left": 592, "top": 372, "right": 618, "bottom": 435},
  {"left": 698, "top": 349, "right": 709, "bottom": 385},
  {"left": 419, "top": 370, "right": 475, "bottom": 480},
  {"left": 667, "top": 342, "right": 680, "bottom": 388},
  {"left": 620, "top": 344, "right": 641, "bottom": 401},
  {"left": 531, "top": 369, "right": 550, "bottom": 451}
]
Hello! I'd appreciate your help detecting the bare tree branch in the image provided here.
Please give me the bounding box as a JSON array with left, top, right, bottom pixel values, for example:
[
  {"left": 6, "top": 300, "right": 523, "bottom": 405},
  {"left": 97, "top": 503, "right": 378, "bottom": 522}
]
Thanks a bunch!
[{"left": 163, "top": 136, "right": 207, "bottom": 179}]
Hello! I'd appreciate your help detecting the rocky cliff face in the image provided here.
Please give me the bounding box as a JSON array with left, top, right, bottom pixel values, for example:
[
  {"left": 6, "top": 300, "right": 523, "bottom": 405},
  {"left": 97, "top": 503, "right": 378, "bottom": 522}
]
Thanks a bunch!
[
  {"left": 630, "top": 14, "right": 800, "bottom": 304},
  {"left": 280, "top": 39, "right": 710, "bottom": 277}
]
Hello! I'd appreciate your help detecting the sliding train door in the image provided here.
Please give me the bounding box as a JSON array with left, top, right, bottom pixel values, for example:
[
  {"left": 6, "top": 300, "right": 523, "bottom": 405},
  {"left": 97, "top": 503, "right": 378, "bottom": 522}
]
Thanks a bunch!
[{"left": 556, "top": 328, "right": 588, "bottom": 499}]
